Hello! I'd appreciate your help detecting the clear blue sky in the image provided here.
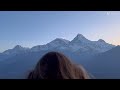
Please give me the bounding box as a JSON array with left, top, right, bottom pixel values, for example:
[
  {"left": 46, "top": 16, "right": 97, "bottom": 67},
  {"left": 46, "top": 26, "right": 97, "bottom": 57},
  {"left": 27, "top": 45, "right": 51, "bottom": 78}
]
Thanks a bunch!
[{"left": 0, "top": 11, "right": 120, "bottom": 52}]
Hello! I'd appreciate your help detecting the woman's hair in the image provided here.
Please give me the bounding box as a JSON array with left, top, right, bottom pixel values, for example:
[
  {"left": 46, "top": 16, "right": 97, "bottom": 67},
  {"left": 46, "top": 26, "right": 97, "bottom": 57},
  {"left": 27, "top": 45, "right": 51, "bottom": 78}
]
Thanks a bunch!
[{"left": 27, "top": 51, "right": 90, "bottom": 79}]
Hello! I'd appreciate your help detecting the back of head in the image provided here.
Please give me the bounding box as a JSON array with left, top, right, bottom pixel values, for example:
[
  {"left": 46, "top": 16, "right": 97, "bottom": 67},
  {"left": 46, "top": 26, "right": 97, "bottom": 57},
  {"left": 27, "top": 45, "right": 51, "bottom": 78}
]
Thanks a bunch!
[
  {"left": 27, "top": 51, "right": 89, "bottom": 79},
  {"left": 73, "top": 64, "right": 90, "bottom": 79}
]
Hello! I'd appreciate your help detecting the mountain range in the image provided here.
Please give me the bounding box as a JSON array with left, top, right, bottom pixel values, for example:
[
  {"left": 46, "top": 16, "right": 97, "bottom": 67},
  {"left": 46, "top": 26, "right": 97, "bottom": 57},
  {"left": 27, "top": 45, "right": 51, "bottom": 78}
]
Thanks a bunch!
[
  {"left": 0, "top": 34, "right": 119, "bottom": 79},
  {"left": 1, "top": 34, "right": 115, "bottom": 56}
]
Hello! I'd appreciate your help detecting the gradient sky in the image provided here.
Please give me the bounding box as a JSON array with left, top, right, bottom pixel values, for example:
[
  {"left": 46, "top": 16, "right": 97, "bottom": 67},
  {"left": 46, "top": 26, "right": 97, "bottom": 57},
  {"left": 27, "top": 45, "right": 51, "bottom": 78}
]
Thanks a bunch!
[{"left": 0, "top": 11, "right": 120, "bottom": 52}]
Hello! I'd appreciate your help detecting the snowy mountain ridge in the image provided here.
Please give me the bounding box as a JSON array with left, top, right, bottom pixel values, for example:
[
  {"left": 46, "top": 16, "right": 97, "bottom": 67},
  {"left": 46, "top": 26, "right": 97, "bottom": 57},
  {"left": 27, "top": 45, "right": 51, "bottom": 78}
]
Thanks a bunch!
[{"left": 2, "top": 34, "right": 115, "bottom": 55}]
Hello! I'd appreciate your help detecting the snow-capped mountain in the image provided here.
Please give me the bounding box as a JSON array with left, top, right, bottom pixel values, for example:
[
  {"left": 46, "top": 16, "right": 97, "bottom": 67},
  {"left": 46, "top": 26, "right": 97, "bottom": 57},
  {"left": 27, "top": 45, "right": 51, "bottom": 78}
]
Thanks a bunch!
[
  {"left": 71, "top": 34, "right": 90, "bottom": 44},
  {"left": 69, "top": 34, "right": 115, "bottom": 53},
  {"left": 31, "top": 45, "right": 48, "bottom": 52},
  {"left": 1, "top": 34, "right": 115, "bottom": 56},
  {"left": 3, "top": 45, "right": 30, "bottom": 55},
  {"left": 0, "top": 45, "right": 30, "bottom": 61},
  {"left": 47, "top": 38, "right": 69, "bottom": 46},
  {"left": 69, "top": 34, "right": 90, "bottom": 52},
  {"left": 46, "top": 38, "right": 70, "bottom": 50},
  {"left": 0, "top": 34, "right": 118, "bottom": 79},
  {"left": 31, "top": 38, "right": 70, "bottom": 52}
]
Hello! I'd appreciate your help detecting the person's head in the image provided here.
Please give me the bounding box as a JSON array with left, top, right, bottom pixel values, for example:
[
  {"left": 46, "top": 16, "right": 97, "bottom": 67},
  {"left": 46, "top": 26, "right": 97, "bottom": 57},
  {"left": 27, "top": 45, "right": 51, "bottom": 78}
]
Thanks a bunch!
[{"left": 27, "top": 51, "right": 89, "bottom": 79}]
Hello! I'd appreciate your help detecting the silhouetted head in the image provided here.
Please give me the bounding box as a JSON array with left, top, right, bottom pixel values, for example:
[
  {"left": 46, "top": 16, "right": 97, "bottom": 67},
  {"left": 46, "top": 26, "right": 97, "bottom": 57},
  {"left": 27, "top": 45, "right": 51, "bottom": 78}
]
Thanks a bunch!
[{"left": 27, "top": 51, "right": 89, "bottom": 79}]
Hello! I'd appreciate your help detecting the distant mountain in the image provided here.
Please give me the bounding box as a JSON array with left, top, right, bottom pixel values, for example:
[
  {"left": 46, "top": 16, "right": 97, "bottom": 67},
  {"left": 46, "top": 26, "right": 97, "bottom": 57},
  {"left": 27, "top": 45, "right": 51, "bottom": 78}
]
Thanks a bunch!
[
  {"left": 71, "top": 34, "right": 89, "bottom": 43},
  {"left": 0, "top": 45, "right": 30, "bottom": 61},
  {"left": 0, "top": 34, "right": 116, "bottom": 78},
  {"left": 0, "top": 33, "right": 115, "bottom": 64},
  {"left": 69, "top": 34, "right": 115, "bottom": 53},
  {"left": 31, "top": 38, "right": 70, "bottom": 52},
  {"left": 0, "top": 49, "right": 91, "bottom": 79},
  {"left": 30, "top": 34, "right": 115, "bottom": 54},
  {"left": 0, "top": 51, "right": 48, "bottom": 79},
  {"left": 1, "top": 34, "right": 115, "bottom": 56},
  {"left": 85, "top": 46, "right": 120, "bottom": 79},
  {"left": 3, "top": 45, "right": 29, "bottom": 55}
]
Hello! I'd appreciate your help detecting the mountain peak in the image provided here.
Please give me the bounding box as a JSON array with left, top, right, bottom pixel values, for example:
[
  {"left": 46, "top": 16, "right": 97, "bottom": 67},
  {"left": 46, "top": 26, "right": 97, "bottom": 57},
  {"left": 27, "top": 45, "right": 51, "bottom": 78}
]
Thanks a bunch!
[
  {"left": 14, "top": 45, "right": 23, "bottom": 49},
  {"left": 76, "top": 34, "right": 85, "bottom": 38},
  {"left": 46, "top": 38, "right": 69, "bottom": 48},
  {"left": 75, "top": 34, "right": 87, "bottom": 40},
  {"left": 51, "top": 38, "right": 70, "bottom": 44},
  {"left": 55, "top": 38, "right": 64, "bottom": 41},
  {"left": 98, "top": 39, "right": 106, "bottom": 43},
  {"left": 71, "top": 34, "right": 88, "bottom": 42}
]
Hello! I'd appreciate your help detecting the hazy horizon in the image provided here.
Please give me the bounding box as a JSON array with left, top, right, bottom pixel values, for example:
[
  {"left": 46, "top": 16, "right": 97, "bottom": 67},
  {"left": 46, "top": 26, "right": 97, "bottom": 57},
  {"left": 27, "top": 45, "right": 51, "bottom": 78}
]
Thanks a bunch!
[{"left": 0, "top": 11, "right": 120, "bottom": 52}]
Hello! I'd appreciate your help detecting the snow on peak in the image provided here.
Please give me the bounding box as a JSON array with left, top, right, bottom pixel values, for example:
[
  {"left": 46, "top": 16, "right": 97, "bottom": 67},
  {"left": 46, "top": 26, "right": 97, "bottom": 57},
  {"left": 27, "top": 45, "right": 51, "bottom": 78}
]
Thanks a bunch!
[
  {"left": 71, "top": 34, "right": 89, "bottom": 44},
  {"left": 1, "top": 34, "right": 115, "bottom": 55},
  {"left": 98, "top": 39, "right": 106, "bottom": 43},
  {"left": 31, "top": 45, "right": 49, "bottom": 51},
  {"left": 14, "top": 45, "right": 23, "bottom": 49},
  {"left": 13, "top": 45, "right": 30, "bottom": 51},
  {"left": 45, "top": 38, "right": 69, "bottom": 49},
  {"left": 72, "top": 34, "right": 88, "bottom": 41},
  {"left": 77, "top": 33, "right": 85, "bottom": 38},
  {"left": 48, "top": 38, "right": 69, "bottom": 45},
  {"left": 54, "top": 38, "right": 70, "bottom": 44}
]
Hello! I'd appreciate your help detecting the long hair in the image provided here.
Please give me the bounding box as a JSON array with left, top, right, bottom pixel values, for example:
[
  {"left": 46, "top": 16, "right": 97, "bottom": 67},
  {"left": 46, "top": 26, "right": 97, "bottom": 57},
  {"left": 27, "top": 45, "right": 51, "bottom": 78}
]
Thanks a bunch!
[{"left": 27, "top": 51, "right": 90, "bottom": 79}]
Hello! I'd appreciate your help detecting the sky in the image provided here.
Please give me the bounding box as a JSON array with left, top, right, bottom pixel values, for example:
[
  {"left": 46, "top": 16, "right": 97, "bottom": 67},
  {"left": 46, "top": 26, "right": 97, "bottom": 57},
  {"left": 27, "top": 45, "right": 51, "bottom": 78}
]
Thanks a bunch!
[{"left": 0, "top": 11, "right": 120, "bottom": 52}]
